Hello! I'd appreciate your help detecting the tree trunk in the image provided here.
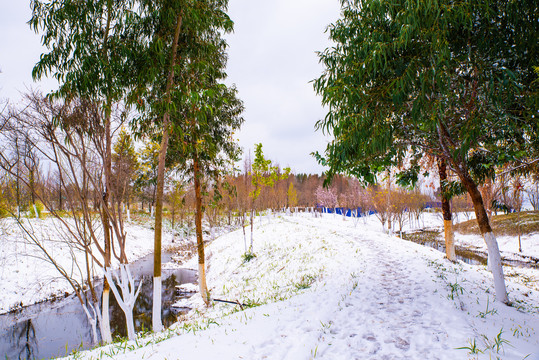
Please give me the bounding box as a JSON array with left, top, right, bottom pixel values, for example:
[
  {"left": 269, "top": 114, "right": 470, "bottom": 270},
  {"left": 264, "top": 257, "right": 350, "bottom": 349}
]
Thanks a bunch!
[
  {"left": 152, "top": 12, "right": 183, "bottom": 332},
  {"left": 250, "top": 208, "right": 254, "bottom": 252},
  {"left": 100, "top": 98, "right": 114, "bottom": 341},
  {"left": 104, "top": 265, "right": 142, "bottom": 341},
  {"left": 101, "top": 283, "right": 113, "bottom": 343},
  {"left": 193, "top": 153, "right": 210, "bottom": 305},
  {"left": 242, "top": 212, "right": 247, "bottom": 253},
  {"left": 437, "top": 158, "right": 456, "bottom": 261},
  {"left": 455, "top": 166, "right": 509, "bottom": 304}
]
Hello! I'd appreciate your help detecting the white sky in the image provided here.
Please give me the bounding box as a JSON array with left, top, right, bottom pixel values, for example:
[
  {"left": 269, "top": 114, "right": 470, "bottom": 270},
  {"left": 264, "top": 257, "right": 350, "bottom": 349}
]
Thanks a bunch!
[{"left": 0, "top": 0, "right": 341, "bottom": 174}]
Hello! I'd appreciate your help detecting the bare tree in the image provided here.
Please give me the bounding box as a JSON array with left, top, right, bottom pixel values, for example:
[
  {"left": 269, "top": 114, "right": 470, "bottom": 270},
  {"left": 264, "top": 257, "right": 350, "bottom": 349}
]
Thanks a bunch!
[{"left": 0, "top": 94, "right": 142, "bottom": 342}]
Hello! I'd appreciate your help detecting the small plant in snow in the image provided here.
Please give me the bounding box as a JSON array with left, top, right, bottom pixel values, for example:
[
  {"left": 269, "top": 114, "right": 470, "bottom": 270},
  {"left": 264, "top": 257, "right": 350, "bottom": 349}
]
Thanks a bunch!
[
  {"left": 447, "top": 281, "right": 465, "bottom": 300},
  {"left": 477, "top": 297, "right": 498, "bottom": 318},
  {"left": 481, "top": 328, "right": 511, "bottom": 359},
  {"left": 242, "top": 251, "right": 256, "bottom": 263},
  {"left": 293, "top": 274, "right": 317, "bottom": 290},
  {"left": 243, "top": 298, "right": 263, "bottom": 308},
  {"left": 456, "top": 338, "right": 483, "bottom": 357},
  {"left": 458, "top": 329, "right": 515, "bottom": 360}
]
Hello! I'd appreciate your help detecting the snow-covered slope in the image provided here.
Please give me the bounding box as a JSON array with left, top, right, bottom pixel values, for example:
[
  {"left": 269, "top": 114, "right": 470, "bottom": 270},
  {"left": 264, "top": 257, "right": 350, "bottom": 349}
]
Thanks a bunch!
[
  {"left": 64, "top": 213, "right": 539, "bottom": 360},
  {"left": 0, "top": 217, "right": 175, "bottom": 313}
]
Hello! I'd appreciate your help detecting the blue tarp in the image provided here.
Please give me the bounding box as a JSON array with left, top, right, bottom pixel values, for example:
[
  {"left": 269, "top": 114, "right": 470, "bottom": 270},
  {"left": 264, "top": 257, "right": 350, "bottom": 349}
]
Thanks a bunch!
[{"left": 315, "top": 206, "right": 376, "bottom": 217}]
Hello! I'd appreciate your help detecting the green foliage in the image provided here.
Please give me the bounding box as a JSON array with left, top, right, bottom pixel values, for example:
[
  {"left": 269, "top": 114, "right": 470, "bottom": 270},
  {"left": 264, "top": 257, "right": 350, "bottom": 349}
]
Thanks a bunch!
[
  {"left": 447, "top": 281, "right": 465, "bottom": 301},
  {"left": 30, "top": 0, "right": 138, "bottom": 104},
  {"left": 249, "top": 143, "right": 290, "bottom": 201},
  {"left": 242, "top": 251, "right": 256, "bottom": 263},
  {"left": 0, "top": 190, "right": 11, "bottom": 218},
  {"left": 28, "top": 201, "right": 44, "bottom": 218},
  {"left": 287, "top": 182, "right": 298, "bottom": 208},
  {"left": 292, "top": 274, "right": 317, "bottom": 290},
  {"left": 457, "top": 338, "right": 483, "bottom": 356},
  {"left": 313, "top": 0, "right": 538, "bottom": 185},
  {"left": 459, "top": 328, "right": 514, "bottom": 360},
  {"left": 113, "top": 127, "right": 139, "bottom": 201},
  {"left": 134, "top": 142, "right": 160, "bottom": 204}
]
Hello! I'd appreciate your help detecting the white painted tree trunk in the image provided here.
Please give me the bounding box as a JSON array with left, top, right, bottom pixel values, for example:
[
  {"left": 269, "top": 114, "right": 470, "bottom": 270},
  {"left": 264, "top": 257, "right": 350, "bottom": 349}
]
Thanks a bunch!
[
  {"left": 198, "top": 262, "right": 210, "bottom": 303},
  {"left": 150, "top": 205, "right": 154, "bottom": 218},
  {"left": 242, "top": 212, "right": 247, "bottom": 253},
  {"left": 33, "top": 204, "right": 39, "bottom": 219},
  {"left": 353, "top": 209, "right": 360, "bottom": 227},
  {"left": 250, "top": 210, "right": 254, "bottom": 252},
  {"left": 152, "top": 276, "right": 163, "bottom": 332},
  {"left": 103, "top": 264, "right": 143, "bottom": 340},
  {"left": 101, "top": 288, "right": 112, "bottom": 343},
  {"left": 483, "top": 232, "right": 509, "bottom": 304},
  {"left": 126, "top": 205, "right": 131, "bottom": 222}
]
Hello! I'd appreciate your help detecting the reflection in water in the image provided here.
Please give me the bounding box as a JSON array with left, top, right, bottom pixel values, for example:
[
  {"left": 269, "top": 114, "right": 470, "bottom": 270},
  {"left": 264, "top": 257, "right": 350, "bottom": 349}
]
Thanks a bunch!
[
  {"left": 12, "top": 319, "right": 37, "bottom": 360},
  {"left": 402, "top": 231, "right": 539, "bottom": 269},
  {"left": 0, "top": 254, "right": 196, "bottom": 360},
  {"left": 109, "top": 273, "right": 186, "bottom": 339}
]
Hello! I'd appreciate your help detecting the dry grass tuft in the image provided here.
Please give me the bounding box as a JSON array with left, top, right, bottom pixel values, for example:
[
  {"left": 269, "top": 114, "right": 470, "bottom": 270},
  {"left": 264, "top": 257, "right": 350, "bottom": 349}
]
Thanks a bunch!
[{"left": 454, "top": 211, "right": 539, "bottom": 236}]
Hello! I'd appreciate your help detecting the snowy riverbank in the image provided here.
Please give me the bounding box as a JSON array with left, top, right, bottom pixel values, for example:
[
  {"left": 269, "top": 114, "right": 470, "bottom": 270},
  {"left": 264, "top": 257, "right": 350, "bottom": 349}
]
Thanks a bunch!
[{"left": 0, "top": 217, "right": 176, "bottom": 314}]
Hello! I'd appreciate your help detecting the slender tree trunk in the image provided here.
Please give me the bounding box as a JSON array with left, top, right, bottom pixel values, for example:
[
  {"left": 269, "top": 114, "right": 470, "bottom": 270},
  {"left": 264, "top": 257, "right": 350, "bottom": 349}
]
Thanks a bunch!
[
  {"left": 193, "top": 152, "right": 210, "bottom": 305},
  {"left": 101, "top": 103, "right": 113, "bottom": 343},
  {"left": 386, "top": 171, "right": 392, "bottom": 233},
  {"left": 437, "top": 157, "right": 456, "bottom": 261},
  {"left": 242, "top": 212, "right": 247, "bottom": 253},
  {"left": 250, "top": 208, "right": 254, "bottom": 252},
  {"left": 455, "top": 166, "right": 509, "bottom": 304},
  {"left": 152, "top": 12, "right": 183, "bottom": 332}
]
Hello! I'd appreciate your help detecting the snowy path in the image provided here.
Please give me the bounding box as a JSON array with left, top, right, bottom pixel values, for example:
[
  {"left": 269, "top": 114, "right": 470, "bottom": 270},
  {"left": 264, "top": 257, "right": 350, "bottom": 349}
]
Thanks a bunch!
[
  {"left": 93, "top": 216, "right": 478, "bottom": 360},
  {"left": 275, "top": 217, "right": 470, "bottom": 359},
  {"left": 331, "top": 236, "right": 464, "bottom": 358}
]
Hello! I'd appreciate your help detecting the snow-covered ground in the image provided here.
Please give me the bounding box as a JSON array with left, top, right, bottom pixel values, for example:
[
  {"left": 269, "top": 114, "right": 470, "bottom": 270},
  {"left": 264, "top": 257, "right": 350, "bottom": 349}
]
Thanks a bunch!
[
  {"left": 0, "top": 216, "right": 175, "bottom": 314},
  {"left": 42, "top": 211, "right": 539, "bottom": 360}
]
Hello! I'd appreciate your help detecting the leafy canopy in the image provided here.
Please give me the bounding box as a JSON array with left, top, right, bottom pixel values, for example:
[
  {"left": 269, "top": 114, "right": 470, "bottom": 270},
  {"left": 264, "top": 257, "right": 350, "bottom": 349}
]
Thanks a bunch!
[{"left": 314, "top": 0, "right": 538, "bottom": 186}]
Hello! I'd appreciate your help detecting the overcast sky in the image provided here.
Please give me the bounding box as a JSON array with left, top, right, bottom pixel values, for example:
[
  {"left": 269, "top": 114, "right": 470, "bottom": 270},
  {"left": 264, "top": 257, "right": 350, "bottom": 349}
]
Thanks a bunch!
[{"left": 0, "top": 0, "right": 341, "bottom": 174}]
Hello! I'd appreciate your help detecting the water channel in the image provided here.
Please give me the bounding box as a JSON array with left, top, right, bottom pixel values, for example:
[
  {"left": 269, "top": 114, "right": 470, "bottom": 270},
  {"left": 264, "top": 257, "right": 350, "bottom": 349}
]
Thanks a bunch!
[
  {"left": 402, "top": 229, "right": 539, "bottom": 269},
  {"left": 0, "top": 253, "right": 196, "bottom": 360}
]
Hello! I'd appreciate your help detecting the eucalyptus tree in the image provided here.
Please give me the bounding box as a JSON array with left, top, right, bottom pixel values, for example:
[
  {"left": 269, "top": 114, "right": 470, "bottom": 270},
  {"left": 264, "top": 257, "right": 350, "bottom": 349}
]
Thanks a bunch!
[
  {"left": 112, "top": 128, "right": 139, "bottom": 222},
  {"left": 29, "top": 0, "right": 142, "bottom": 340},
  {"left": 167, "top": 83, "right": 244, "bottom": 305},
  {"left": 131, "top": 0, "right": 240, "bottom": 324},
  {"left": 164, "top": 21, "right": 244, "bottom": 306},
  {"left": 314, "top": 0, "right": 538, "bottom": 304}
]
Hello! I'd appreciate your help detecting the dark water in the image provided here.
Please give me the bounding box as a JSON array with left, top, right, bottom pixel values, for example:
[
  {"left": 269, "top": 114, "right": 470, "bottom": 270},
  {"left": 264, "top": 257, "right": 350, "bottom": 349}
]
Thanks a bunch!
[
  {"left": 410, "top": 238, "right": 487, "bottom": 265},
  {"left": 403, "top": 231, "right": 539, "bottom": 269},
  {"left": 0, "top": 253, "right": 196, "bottom": 360}
]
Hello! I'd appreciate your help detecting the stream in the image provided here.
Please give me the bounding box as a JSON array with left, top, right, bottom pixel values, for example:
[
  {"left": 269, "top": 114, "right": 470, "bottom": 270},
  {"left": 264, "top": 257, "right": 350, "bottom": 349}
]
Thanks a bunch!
[
  {"left": 402, "top": 229, "right": 539, "bottom": 269},
  {"left": 0, "top": 253, "right": 196, "bottom": 360}
]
